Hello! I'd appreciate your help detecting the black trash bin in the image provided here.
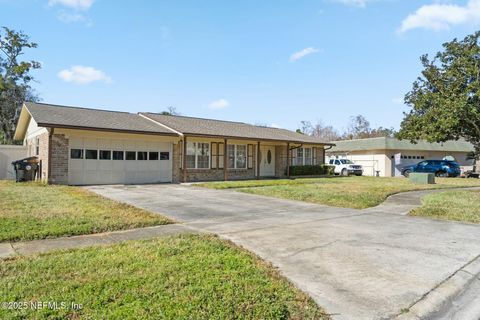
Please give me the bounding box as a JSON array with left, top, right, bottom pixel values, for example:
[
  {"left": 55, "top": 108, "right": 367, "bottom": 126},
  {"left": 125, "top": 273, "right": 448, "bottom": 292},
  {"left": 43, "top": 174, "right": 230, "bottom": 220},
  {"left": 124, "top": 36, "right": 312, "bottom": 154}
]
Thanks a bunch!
[{"left": 12, "top": 157, "right": 39, "bottom": 182}]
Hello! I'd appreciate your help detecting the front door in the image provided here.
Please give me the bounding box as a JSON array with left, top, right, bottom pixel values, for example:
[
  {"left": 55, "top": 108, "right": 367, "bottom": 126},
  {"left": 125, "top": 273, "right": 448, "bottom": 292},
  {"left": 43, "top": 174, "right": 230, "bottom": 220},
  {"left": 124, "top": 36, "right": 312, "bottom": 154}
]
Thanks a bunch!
[{"left": 260, "top": 146, "right": 275, "bottom": 177}]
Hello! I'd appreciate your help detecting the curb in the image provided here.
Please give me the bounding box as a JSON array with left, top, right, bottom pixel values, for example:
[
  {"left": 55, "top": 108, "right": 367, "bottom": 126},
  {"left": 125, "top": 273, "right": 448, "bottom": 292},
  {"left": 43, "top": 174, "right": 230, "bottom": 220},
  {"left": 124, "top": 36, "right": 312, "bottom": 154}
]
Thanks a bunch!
[{"left": 395, "top": 254, "right": 480, "bottom": 320}]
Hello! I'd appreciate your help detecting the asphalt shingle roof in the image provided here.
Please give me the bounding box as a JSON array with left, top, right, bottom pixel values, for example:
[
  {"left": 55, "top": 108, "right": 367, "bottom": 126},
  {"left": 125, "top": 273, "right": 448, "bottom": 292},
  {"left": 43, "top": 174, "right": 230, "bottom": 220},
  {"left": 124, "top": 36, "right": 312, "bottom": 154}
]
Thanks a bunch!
[
  {"left": 329, "top": 137, "right": 473, "bottom": 153},
  {"left": 22, "top": 102, "right": 332, "bottom": 144},
  {"left": 24, "top": 102, "right": 177, "bottom": 135},
  {"left": 141, "top": 113, "right": 331, "bottom": 144}
]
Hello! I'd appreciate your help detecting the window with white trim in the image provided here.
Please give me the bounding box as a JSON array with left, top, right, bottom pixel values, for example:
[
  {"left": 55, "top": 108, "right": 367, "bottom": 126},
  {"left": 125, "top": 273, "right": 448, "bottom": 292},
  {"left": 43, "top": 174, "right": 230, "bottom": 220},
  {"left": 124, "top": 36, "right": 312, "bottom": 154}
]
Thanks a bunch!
[
  {"left": 293, "top": 147, "right": 314, "bottom": 166},
  {"left": 35, "top": 138, "right": 40, "bottom": 156},
  {"left": 227, "top": 144, "right": 247, "bottom": 169},
  {"left": 186, "top": 142, "right": 210, "bottom": 169}
]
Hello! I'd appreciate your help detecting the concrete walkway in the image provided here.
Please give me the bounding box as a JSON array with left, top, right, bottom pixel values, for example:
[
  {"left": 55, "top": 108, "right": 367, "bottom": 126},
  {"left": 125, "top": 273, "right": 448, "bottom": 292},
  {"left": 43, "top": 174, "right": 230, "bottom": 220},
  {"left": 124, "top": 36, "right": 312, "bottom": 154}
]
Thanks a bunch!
[
  {"left": 86, "top": 184, "right": 480, "bottom": 320},
  {"left": 364, "top": 186, "right": 480, "bottom": 215},
  {"left": 0, "top": 224, "right": 195, "bottom": 259}
]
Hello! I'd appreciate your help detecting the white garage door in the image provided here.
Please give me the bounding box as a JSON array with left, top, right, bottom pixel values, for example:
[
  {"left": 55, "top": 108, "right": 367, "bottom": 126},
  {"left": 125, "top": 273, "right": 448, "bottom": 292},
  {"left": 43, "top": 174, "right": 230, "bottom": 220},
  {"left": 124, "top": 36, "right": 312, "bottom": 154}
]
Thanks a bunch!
[
  {"left": 68, "top": 137, "right": 173, "bottom": 185},
  {"left": 392, "top": 154, "right": 424, "bottom": 177}
]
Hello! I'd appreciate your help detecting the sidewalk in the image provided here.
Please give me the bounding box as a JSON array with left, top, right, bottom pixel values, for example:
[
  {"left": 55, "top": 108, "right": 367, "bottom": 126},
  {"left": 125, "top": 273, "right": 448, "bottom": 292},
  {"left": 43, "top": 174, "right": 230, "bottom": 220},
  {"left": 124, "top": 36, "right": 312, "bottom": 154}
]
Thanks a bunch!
[{"left": 0, "top": 224, "right": 196, "bottom": 259}]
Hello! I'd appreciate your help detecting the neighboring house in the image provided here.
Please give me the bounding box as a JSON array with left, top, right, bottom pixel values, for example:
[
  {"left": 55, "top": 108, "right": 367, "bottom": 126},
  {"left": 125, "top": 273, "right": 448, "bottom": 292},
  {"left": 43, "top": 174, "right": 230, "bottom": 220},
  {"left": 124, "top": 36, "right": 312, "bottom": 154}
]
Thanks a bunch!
[
  {"left": 13, "top": 102, "right": 333, "bottom": 185},
  {"left": 0, "top": 145, "right": 28, "bottom": 180},
  {"left": 326, "top": 137, "right": 474, "bottom": 177}
]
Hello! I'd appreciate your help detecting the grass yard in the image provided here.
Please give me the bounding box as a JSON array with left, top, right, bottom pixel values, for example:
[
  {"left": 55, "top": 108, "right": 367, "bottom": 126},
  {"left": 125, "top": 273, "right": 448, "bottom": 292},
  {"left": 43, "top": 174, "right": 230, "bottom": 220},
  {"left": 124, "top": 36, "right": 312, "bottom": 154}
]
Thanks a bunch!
[
  {"left": 199, "top": 177, "right": 480, "bottom": 209},
  {"left": 410, "top": 189, "right": 480, "bottom": 223},
  {"left": 0, "top": 234, "right": 327, "bottom": 320},
  {"left": 0, "top": 181, "right": 171, "bottom": 242}
]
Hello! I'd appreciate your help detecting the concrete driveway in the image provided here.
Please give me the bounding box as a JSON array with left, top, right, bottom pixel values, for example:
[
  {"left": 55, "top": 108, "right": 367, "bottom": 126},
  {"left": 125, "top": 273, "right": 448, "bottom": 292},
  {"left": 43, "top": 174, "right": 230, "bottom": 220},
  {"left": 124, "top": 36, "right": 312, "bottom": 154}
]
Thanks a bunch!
[{"left": 87, "top": 184, "right": 480, "bottom": 320}]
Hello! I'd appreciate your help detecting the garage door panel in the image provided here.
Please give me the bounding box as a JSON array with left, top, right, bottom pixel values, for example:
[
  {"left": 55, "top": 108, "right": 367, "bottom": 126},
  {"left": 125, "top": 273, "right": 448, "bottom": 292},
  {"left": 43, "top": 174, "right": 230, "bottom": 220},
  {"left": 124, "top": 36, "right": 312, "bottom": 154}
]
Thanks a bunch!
[{"left": 68, "top": 137, "right": 173, "bottom": 185}]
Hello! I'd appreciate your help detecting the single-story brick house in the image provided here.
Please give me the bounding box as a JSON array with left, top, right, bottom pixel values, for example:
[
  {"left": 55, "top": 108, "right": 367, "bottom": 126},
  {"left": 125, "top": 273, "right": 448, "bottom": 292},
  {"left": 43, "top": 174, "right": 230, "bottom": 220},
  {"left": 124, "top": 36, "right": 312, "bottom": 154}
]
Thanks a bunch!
[
  {"left": 14, "top": 102, "right": 333, "bottom": 185},
  {"left": 326, "top": 137, "right": 474, "bottom": 177}
]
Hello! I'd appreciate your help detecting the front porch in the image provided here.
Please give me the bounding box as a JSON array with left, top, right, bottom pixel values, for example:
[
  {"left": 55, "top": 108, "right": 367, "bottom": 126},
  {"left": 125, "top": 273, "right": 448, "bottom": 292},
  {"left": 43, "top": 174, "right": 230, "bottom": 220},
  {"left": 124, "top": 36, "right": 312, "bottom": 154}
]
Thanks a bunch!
[{"left": 177, "top": 137, "right": 326, "bottom": 182}]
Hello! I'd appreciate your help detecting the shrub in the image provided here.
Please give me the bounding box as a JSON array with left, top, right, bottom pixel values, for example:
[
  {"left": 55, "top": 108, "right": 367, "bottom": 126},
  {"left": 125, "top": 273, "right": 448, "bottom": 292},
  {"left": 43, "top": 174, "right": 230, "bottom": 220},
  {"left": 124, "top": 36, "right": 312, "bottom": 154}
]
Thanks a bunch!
[{"left": 288, "top": 165, "right": 335, "bottom": 176}]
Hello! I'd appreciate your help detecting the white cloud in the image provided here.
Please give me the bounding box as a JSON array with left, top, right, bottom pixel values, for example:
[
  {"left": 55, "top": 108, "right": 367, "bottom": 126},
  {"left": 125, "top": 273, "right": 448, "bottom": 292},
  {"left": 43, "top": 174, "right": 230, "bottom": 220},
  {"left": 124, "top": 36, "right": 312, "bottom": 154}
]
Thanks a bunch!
[
  {"left": 208, "top": 99, "right": 230, "bottom": 110},
  {"left": 289, "top": 47, "right": 320, "bottom": 62},
  {"left": 58, "top": 66, "right": 111, "bottom": 85},
  {"left": 270, "top": 123, "right": 280, "bottom": 128},
  {"left": 399, "top": 0, "right": 480, "bottom": 33},
  {"left": 48, "top": 0, "right": 94, "bottom": 10}
]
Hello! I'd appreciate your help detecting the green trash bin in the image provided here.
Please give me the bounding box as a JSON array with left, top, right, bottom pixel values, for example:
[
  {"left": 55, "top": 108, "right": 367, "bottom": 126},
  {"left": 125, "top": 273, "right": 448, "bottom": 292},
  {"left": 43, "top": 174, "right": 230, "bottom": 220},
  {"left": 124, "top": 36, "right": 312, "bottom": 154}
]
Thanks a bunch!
[{"left": 409, "top": 172, "right": 435, "bottom": 184}]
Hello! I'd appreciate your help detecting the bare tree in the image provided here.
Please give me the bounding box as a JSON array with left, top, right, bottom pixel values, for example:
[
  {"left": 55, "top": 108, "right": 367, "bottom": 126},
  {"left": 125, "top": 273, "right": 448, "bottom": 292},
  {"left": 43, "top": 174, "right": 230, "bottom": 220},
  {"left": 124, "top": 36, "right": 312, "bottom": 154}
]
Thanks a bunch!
[
  {"left": 160, "top": 106, "right": 180, "bottom": 115},
  {"left": 310, "top": 121, "right": 341, "bottom": 142}
]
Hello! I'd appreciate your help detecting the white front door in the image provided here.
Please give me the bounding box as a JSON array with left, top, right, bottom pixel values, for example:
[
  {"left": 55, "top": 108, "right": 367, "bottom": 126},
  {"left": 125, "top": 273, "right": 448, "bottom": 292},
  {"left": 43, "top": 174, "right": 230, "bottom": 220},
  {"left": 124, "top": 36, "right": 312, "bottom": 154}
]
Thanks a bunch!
[{"left": 260, "top": 146, "right": 275, "bottom": 177}]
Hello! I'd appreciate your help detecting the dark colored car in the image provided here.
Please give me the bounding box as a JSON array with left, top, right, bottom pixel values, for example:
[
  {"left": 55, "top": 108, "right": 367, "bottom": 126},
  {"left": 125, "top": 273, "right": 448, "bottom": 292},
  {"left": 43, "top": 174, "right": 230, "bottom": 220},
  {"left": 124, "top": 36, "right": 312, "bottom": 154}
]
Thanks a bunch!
[{"left": 401, "top": 160, "right": 461, "bottom": 178}]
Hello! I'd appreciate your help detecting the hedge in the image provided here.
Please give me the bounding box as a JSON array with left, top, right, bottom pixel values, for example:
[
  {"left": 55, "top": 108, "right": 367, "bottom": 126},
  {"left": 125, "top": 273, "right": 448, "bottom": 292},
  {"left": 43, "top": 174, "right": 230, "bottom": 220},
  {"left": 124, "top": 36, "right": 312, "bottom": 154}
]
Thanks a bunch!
[{"left": 288, "top": 165, "right": 335, "bottom": 176}]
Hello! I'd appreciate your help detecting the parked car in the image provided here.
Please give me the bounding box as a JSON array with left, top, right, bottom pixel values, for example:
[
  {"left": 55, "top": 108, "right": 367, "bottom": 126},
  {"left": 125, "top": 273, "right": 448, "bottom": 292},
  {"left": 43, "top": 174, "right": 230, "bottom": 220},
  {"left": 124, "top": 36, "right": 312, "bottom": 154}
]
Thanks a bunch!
[
  {"left": 328, "top": 158, "right": 363, "bottom": 176},
  {"left": 401, "top": 160, "right": 461, "bottom": 178}
]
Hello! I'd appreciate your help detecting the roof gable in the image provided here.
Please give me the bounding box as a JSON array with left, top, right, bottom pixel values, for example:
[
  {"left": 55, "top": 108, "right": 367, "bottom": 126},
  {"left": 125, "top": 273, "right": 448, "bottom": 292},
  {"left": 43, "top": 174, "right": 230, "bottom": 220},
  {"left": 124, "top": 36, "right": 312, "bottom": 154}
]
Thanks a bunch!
[{"left": 16, "top": 102, "right": 178, "bottom": 138}]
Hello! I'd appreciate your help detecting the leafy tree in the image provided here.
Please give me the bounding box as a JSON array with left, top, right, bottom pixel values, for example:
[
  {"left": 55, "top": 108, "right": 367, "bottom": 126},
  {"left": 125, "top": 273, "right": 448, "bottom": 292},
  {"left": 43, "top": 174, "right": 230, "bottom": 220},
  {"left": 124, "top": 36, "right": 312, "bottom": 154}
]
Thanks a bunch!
[
  {"left": 398, "top": 31, "right": 480, "bottom": 158},
  {"left": 0, "top": 27, "right": 40, "bottom": 144},
  {"left": 160, "top": 106, "right": 180, "bottom": 116}
]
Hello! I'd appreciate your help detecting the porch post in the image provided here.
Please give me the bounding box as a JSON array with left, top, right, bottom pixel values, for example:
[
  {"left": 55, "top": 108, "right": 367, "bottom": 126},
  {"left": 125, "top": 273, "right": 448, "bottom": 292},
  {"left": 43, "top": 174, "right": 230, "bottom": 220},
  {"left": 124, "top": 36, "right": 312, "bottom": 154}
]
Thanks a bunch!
[
  {"left": 183, "top": 136, "right": 187, "bottom": 183},
  {"left": 286, "top": 142, "right": 290, "bottom": 178},
  {"left": 256, "top": 141, "right": 261, "bottom": 179},
  {"left": 223, "top": 138, "right": 228, "bottom": 181}
]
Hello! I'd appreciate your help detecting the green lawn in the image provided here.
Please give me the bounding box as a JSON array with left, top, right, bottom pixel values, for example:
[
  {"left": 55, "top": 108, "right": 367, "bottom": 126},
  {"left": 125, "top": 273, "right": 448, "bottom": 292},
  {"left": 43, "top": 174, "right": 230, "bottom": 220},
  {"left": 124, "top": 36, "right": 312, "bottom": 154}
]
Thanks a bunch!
[
  {"left": 410, "top": 189, "right": 480, "bottom": 223},
  {"left": 199, "top": 177, "right": 480, "bottom": 209},
  {"left": 0, "top": 181, "right": 171, "bottom": 242},
  {"left": 0, "top": 234, "right": 327, "bottom": 320}
]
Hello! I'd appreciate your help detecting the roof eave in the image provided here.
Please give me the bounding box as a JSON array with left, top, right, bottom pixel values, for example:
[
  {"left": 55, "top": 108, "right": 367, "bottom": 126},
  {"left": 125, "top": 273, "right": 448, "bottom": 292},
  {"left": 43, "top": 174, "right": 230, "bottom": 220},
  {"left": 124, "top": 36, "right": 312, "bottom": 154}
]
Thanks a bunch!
[
  {"left": 181, "top": 132, "right": 334, "bottom": 145},
  {"left": 35, "top": 123, "right": 181, "bottom": 137}
]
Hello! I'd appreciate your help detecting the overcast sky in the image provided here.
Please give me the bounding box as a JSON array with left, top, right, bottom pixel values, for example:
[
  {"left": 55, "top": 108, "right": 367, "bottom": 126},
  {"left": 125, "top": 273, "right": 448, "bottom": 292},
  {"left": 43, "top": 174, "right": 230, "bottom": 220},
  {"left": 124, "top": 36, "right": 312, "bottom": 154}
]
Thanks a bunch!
[{"left": 2, "top": 0, "right": 480, "bottom": 131}]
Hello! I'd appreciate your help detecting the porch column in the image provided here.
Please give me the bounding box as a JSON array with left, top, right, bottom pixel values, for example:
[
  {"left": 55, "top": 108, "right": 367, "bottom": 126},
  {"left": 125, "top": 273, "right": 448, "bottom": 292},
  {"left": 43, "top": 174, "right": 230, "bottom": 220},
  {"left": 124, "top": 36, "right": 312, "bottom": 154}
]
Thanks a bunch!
[
  {"left": 223, "top": 138, "right": 228, "bottom": 181},
  {"left": 286, "top": 142, "right": 290, "bottom": 178},
  {"left": 183, "top": 136, "right": 187, "bottom": 183},
  {"left": 256, "top": 141, "right": 261, "bottom": 179}
]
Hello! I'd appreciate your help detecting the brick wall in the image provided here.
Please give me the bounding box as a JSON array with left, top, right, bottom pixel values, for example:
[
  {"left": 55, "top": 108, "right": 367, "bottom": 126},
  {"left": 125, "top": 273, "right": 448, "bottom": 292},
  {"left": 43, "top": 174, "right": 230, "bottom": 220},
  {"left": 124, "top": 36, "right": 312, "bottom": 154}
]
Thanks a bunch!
[
  {"left": 316, "top": 147, "right": 325, "bottom": 165},
  {"left": 182, "top": 168, "right": 256, "bottom": 182},
  {"left": 172, "top": 142, "right": 181, "bottom": 183},
  {"left": 275, "top": 145, "right": 288, "bottom": 178},
  {"left": 49, "top": 134, "right": 69, "bottom": 184}
]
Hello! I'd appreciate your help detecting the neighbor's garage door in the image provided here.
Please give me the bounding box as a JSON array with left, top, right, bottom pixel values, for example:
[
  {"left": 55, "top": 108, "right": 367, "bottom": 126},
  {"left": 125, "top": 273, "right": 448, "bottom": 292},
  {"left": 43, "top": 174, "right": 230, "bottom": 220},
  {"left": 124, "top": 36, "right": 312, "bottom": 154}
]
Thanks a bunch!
[{"left": 68, "top": 137, "right": 173, "bottom": 185}]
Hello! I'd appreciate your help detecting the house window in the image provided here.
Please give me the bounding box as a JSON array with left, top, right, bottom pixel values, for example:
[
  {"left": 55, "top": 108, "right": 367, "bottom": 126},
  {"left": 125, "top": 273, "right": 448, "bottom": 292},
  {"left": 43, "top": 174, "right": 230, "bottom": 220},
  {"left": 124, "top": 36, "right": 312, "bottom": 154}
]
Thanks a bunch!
[
  {"left": 99, "top": 150, "right": 111, "bottom": 160},
  {"left": 247, "top": 144, "right": 254, "bottom": 169},
  {"left": 113, "top": 151, "right": 124, "bottom": 160},
  {"left": 227, "top": 144, "right": 247, "bottom": 169},
  {"left": 305, "top": 148, "right": 312, "bottom": 165},
  {"left": 137, "top": 151, "right": 148, "bottom": 161},
  {"left": 293, "top": 148, "right": 313, "bottom": 166},
  {"left": 211, "top": 143, "right": 218, "bottom": 169},
  {"left": 35, "top": 138, "right": 40, "bottom": 156},
  {"left": 70, "top": 149, "right": 83, "bottom": 159},
  {"left": 149, "top": 152, "right": 159, "bottom": 160},
  {"left": 160, "top": 152, "right": 169, "bottom": 160},
  {"left": 186, "top": 142, "right": 210, "bottom": 169},
  {"left": 85, "top": 150, "right": 98, "bottom": 160},
  {"left": 126, "top": 151, "right": 136, "bottom": 160}
]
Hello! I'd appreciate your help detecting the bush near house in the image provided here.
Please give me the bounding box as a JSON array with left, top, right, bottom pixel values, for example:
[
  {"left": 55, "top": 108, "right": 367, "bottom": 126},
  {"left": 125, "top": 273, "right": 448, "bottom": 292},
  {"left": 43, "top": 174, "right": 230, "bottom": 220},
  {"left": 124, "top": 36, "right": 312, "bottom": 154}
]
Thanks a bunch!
[{"left": 288, "top": 165, "right": 335, "bottom": 176}]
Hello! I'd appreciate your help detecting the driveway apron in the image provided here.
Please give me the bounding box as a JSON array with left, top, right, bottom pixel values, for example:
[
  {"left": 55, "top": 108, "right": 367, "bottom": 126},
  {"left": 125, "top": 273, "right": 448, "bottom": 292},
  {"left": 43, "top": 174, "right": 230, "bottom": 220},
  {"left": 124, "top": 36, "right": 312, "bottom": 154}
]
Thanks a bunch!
[{"left": 87, "top": 184, "right": 480, "bottom": 320}]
